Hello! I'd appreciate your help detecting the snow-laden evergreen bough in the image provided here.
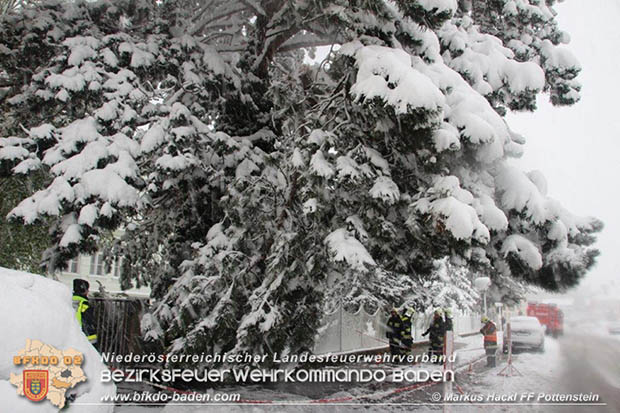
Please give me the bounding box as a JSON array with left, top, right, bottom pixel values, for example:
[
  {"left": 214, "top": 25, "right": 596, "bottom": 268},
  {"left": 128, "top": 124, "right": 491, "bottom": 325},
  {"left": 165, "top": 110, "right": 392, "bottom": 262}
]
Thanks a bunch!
[{"left": 0, "top": 0, "right": 601, "bottom": 367}]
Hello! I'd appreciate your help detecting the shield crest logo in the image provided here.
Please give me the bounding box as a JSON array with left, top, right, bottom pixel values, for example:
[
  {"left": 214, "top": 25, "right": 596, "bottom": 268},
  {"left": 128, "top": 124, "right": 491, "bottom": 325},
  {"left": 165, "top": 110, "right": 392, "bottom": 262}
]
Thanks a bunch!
[{"left": 23, "top": 370, "right": 48, "bottom": 402}]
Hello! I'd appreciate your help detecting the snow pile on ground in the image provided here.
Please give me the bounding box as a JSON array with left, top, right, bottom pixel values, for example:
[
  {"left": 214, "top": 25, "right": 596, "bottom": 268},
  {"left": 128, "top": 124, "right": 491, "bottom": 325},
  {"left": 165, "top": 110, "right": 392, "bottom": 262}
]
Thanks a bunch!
[{"left": 0, "top": 267, "right": 115, "bottom": 412}]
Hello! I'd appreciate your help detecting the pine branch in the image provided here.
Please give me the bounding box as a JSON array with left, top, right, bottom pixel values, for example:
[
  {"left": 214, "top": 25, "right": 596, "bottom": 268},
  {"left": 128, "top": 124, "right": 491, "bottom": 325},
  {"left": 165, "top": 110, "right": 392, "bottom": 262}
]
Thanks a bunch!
[
  {"left": 188, "top": 5, "right": 249, "bottom": 36},
  {"left": 0, "top": 79, "right": 16, "bottom": 88},
  {"left": 277, "top": 37, "right": 335, "bottom": 53},
  {"left": 239, "top": 0, "right": 265, "bottom": 16}
]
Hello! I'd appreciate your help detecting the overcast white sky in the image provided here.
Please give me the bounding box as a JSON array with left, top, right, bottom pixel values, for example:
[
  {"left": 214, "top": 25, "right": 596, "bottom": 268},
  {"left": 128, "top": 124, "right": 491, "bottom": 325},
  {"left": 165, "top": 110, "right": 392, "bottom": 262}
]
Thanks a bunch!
[{"left": 508, "top": 0, "right": 620, "bottom": 294}]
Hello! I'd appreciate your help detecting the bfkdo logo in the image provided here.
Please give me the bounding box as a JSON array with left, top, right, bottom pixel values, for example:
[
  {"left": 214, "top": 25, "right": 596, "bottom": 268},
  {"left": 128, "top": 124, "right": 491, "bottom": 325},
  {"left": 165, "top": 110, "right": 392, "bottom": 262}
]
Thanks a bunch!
[
  {"left": 10, "top": 339, "right": 87, "bottom": 409},
  {"left": 23, "top": 370, "right": 49, "bottom": 402}
]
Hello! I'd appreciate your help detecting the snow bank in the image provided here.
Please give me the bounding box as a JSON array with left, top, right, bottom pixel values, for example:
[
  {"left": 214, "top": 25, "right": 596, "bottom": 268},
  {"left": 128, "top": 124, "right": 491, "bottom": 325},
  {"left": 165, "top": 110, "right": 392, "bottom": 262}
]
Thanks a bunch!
[{"left": 0, "top": 267, "right": 115, "bottom": 412}]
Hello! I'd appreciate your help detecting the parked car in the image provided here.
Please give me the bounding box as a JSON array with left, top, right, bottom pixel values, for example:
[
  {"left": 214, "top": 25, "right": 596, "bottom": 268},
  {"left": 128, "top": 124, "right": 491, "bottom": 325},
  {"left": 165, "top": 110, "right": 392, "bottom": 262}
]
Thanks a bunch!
[{"left": 503, "top": 316, "right": 545, "bottom": 353}]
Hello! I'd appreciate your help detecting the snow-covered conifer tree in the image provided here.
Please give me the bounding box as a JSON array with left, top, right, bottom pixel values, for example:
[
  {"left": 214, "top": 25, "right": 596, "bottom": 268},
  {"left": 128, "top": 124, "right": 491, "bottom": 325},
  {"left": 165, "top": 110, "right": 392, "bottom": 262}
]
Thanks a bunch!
[
  {"left": 422, "top": 257, "right": 480, "bottom": 310},
  {"left": 0, "top": 0, "right": 601, "bottom": 366}
]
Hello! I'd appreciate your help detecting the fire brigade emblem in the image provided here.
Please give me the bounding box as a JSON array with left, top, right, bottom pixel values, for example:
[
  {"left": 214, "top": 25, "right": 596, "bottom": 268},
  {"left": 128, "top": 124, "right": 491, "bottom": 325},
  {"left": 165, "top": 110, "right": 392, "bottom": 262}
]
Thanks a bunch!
[
  {"left": 23, "top": 370, "right": 48, "bottom": 402},
  {"left": 11, "top": 340, "right": 87, "bottom": 408}
]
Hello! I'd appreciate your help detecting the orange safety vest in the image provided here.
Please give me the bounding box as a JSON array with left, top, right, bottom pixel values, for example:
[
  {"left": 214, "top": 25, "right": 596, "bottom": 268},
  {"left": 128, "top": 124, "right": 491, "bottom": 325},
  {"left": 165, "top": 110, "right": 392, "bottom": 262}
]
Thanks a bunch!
[{"left": 482, "top": 321, "right": 497, "bottom": 344}]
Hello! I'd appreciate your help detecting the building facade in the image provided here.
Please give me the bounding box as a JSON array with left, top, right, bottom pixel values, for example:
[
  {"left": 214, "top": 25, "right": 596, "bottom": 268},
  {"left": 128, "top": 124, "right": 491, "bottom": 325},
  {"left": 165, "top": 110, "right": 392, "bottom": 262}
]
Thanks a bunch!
[{"left": 56, "top": 253, "right": 150, "bottom": 297}]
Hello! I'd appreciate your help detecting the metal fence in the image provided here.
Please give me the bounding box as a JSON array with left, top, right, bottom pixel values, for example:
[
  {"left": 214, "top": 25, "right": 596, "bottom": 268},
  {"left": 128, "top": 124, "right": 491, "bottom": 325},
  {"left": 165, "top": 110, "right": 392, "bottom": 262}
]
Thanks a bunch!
[
  {"left": 313, "top": 303, "right": 481, "bottom": 354},
  {"left": 89, "top": 297, "right": 481, "bottom": 360},
  {"left": 91, "top": 297, "right": 148, "bottom": 365}
]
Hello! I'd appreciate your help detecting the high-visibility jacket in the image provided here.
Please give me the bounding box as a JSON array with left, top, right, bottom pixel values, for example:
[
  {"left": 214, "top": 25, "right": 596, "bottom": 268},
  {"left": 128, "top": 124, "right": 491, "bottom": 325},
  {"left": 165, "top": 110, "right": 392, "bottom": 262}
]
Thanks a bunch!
[
  {"left": 72, "top": 295, "right": 97, "bottom": 344},
  {"left": 399, "top": 314, "right": 412, "bottom": 340},
  {"left": 386, "top": 314, "right": 402, "bottom": 340},
  {"left": 480, "top": 321, "right": 497, "bottom": 347}
]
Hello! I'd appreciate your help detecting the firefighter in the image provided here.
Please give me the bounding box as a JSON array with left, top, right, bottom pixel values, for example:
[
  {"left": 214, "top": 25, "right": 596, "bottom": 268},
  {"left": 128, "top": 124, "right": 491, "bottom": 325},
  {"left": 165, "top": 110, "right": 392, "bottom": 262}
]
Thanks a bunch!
[
  {"left": 422, "top": 309, "right": 445, "bottom": 363},
  {"left": 72, "top": 279, "right": 98, "bottom": 347},
  {"left": 480, "top": 316, "right": 497, "bottom": 367},
  {"left": 386, "top": 308, "right": 402, "bottom": 356},
  {"left": 444, "top": 308, "right": 453, "bottom": 331},
  {"left": 399, "top": 307, "right": 415, "bottom": 356}
]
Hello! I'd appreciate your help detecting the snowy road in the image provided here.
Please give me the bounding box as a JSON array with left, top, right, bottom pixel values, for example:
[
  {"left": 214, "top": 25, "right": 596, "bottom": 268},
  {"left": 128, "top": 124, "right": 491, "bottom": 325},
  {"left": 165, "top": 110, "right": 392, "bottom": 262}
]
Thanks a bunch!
[
  {"left": 551, "top": 331, "right": 620, "bottom": 412},
  {"left": 457, "top": 331, "right": 620, "bottom": 412}
]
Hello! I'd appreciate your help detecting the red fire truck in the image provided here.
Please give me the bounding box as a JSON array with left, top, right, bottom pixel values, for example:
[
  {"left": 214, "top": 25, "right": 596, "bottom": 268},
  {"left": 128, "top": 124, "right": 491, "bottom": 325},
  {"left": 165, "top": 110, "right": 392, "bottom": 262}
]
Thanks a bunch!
[{"left": 527, "top": 302, "right": 564, "bottom": 337}]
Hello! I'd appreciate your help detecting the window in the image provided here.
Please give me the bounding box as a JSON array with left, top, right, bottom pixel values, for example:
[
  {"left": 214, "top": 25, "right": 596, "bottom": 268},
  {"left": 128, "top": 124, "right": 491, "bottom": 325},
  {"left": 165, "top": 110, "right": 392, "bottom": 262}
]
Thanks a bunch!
[
  {"left": 113, "top": 259, "right": 122, "bottom": 278},
  {"left": 68, "top": 257, "right": 80, "bottom": 274},
  {"left": 89, "top": 254, "right": 104, "bottom": 276}
]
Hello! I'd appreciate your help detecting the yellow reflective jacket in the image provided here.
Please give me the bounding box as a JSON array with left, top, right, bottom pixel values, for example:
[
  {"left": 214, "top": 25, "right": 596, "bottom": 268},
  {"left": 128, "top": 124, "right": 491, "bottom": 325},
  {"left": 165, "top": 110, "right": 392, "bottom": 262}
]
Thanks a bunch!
[{"left": 72, "top": 295, "right": 97, "bottom": 343}]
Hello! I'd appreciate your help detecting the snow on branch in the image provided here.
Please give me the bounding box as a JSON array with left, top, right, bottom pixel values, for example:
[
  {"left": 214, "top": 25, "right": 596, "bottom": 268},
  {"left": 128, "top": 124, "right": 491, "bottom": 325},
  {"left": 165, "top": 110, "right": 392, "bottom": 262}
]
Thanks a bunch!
[
  {"left": 501, "top": 234, "right": 543, "bottom": 270},
  {"left": 346, "top": 43, "right": 445, "bottom": 115},
  {"left": 324, "top": 228, "right": 375, "bottom": 271}
]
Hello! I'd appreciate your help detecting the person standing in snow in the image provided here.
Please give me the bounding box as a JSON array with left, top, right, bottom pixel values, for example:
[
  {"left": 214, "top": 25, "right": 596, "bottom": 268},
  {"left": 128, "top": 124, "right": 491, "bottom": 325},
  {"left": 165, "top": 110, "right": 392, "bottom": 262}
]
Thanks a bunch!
[
  {"left": 422, "top": 309, "right": 445, "bottom": 363},
  {"left": 480, "top": 316, "right": 498, "bottom": 367},
  {"left": 386, "top": 308, "right": 403, "bottom": 356},
  {"left": 399, "top": 307, "right": 415, "bottom": 356},
  {"left": 72, "top": 279, "right": 98, "bottom": 347}
]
